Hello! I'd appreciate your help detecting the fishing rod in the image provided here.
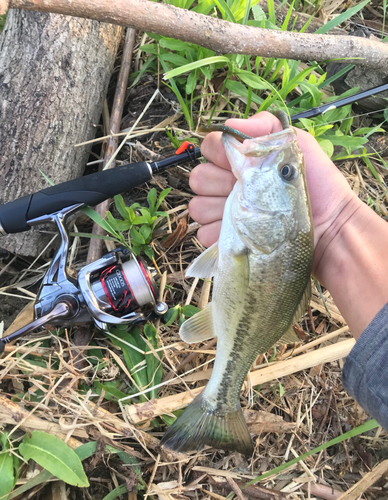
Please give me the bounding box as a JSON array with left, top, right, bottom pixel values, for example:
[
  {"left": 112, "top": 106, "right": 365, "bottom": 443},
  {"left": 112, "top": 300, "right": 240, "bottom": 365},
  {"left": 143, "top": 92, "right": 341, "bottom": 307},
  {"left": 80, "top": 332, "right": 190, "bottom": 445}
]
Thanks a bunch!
[
  {"left": 0, "top": 142, "right": 200, "bottom": 354},
  {"left": 290, "top": 82, "right": 388, "bottom": 122},
  {"left": 0, "top": 81, "right": 385, "bottom": 353}
]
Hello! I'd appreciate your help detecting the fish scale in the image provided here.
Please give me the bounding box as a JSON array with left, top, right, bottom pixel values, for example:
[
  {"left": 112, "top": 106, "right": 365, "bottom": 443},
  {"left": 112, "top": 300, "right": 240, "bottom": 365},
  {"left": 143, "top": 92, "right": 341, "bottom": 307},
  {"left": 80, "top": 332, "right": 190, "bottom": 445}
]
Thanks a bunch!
[{"left": 161, "top": 114, "right": 313, "bottom": 456}]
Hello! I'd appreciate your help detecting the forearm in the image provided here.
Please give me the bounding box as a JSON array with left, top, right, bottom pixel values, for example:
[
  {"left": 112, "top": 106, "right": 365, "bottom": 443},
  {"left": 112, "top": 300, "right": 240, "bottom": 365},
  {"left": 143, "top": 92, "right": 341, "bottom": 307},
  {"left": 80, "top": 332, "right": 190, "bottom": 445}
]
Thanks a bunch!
[{"left": 314, "top": 196, "right": 388, "bottom": 339}]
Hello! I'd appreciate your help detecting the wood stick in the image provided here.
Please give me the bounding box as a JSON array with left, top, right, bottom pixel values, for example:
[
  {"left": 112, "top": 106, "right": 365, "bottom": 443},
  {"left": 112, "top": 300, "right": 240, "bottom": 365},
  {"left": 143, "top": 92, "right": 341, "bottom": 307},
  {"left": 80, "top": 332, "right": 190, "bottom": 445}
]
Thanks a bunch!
[
  {"left": 86, "top": 27, "right": 136, "bottom": 264},
  {"left": 336, "top": 460, "right": 388, "bottom": 500},
  {"left": 279, "top": 326, "right": 350, "bottom": 359},
  {"left": 0, "top": 393, "right": 87, "bottom": 444},
  {"left": 125, "top": 338, "right": 355, "bottom": 423},
  {"left": 4, "top": 0, "right": 388, "bottom": 69}
]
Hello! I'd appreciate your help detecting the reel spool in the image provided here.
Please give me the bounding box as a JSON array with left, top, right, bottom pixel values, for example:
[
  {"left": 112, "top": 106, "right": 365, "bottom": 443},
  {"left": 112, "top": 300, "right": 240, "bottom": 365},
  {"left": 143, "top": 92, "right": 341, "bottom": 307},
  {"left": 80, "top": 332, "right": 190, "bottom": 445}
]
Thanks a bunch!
[{"left": 91, "top": 257, "right": 158, "bottom": 317}]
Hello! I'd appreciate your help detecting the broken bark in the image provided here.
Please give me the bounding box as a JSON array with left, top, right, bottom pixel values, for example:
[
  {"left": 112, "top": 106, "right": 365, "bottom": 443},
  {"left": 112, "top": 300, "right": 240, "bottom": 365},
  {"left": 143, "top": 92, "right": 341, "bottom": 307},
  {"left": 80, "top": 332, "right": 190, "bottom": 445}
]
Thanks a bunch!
[
  {"left": 3, "top": 0, "right": 388, "bottom": 69},
  {"left": 0, "top": 10, "right": 121, "bottom": 255}
]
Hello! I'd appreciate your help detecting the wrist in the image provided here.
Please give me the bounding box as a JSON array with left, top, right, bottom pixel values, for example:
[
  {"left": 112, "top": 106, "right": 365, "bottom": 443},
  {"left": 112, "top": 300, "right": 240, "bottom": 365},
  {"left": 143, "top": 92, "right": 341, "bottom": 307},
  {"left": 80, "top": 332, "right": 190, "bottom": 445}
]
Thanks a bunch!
[{"left": 314, "top": 197, "right": 388, "bottom": 338}]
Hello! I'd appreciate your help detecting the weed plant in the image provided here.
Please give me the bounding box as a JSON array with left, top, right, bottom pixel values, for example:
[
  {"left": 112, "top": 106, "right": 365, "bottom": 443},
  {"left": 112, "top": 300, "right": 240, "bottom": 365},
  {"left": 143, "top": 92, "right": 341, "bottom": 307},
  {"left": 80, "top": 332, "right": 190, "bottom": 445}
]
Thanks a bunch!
[{"left": 137, "top": 0, "right": 386, "bottom": 178}]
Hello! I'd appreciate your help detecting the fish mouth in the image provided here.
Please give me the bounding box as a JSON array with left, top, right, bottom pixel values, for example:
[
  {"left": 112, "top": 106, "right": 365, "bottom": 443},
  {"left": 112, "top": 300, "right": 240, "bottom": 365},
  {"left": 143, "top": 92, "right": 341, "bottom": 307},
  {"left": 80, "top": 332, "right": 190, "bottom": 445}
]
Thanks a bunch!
[{"left": 222, "top": 128, "right": 296, "bottom": 158}]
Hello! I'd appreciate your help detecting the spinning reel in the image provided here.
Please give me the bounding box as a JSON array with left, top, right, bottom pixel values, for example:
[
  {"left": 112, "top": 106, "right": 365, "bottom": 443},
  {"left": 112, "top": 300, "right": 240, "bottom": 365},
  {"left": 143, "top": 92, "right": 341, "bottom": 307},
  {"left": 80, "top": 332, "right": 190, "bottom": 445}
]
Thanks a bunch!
[{"left": 0, "top": 143, "right": 201, "bottom": 353}]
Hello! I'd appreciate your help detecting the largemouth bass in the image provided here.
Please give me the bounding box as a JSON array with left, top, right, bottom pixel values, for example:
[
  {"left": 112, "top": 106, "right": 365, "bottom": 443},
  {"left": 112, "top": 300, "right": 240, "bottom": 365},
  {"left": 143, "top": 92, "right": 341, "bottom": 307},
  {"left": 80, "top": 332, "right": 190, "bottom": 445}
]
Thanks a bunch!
[{"left": 161, "top": 115, "right": 313, "bottom": 456}]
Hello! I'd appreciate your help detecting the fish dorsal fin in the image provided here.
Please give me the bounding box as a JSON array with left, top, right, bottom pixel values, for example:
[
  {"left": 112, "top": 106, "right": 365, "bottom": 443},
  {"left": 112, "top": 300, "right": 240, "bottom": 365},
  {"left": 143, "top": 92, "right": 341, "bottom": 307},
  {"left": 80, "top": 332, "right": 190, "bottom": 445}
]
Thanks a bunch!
[
  {"left": 186, "top": 242, "right": 219, "bottom": 278},
  {"left": 275, "top": 279, "right": 311, "bottom": 347},
  {"left": 179, "top": 303, "right": 215, "bottom": 344}
]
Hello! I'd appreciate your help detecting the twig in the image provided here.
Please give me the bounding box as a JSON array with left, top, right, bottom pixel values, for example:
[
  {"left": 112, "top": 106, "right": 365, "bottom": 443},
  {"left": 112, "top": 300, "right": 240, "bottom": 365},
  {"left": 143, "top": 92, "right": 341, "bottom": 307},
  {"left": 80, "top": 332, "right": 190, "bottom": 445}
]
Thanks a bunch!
[
  {"left": 86, "top": 27, "right": 136, "bottom": 264},
  {"left": 226, "top": 477, "right": 247, "bottom": 500},
  {"left": 3, "top": 0, "right": 388, "bottom": 68},
  {"left": 301, "top": 482, "right": 343, "bottom": 500},
  {"left": 164, "top": 338, "right": 217, "bottom": 382},
  {"left": 336, "top": 460, "right": 388, "bottom": 500}
]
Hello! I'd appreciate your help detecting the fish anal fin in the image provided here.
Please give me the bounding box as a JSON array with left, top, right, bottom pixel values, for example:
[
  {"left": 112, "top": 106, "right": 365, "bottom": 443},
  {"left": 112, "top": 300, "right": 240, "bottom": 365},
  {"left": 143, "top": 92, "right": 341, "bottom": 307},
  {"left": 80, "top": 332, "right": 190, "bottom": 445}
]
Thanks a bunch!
[
  {"left": 186, "top": 242, "right": 218, "bottom": 278},
  {"left": 160, "top": 393, "right": 253, "bottom": 457},
  {"left": 179, "top": 303, "right": 214, "bottom": 344}
]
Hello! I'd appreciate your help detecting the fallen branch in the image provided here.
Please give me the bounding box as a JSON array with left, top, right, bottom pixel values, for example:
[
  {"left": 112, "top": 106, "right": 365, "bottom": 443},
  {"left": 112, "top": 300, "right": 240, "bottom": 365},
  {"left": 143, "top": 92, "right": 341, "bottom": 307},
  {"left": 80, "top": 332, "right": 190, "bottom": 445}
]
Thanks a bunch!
[
  {"left": 3, "top": 0, "right": 388, "bottom": 69},
  {"left": 0, "top": 393, "right": 87, "bottom": 445},
  {"left": 125, "top": 338, "right": 355, "bottom": 424}
]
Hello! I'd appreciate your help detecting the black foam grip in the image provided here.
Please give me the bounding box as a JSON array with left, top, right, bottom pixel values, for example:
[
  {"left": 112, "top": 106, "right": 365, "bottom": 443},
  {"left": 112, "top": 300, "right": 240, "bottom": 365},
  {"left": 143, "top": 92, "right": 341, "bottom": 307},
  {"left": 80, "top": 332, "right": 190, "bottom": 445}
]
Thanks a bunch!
[{"left": 0, "top": 161, "right": 151, "bottom": 234}]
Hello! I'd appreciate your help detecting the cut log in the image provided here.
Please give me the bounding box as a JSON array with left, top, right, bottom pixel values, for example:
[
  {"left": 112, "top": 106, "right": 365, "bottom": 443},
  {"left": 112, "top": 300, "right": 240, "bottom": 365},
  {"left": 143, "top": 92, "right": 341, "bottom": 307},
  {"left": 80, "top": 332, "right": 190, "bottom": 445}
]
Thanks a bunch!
[{"left": 0, "top": 10, "right": 122, "bottom": 255}]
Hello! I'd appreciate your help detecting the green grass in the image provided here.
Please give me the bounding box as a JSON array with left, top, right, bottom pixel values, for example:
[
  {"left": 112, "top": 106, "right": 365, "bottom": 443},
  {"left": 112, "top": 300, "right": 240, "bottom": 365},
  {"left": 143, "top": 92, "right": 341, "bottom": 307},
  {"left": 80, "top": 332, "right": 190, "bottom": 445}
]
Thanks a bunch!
[{"left": 136, "top": 0, "right": 385, "bottom": 170}]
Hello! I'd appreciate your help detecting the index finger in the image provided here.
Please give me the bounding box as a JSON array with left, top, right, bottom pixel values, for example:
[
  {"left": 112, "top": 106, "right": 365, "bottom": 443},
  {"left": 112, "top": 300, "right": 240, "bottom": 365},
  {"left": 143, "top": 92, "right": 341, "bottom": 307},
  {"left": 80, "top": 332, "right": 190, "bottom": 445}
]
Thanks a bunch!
[{"left": 200, "top": 111, "right": 284, "bottom": 170}]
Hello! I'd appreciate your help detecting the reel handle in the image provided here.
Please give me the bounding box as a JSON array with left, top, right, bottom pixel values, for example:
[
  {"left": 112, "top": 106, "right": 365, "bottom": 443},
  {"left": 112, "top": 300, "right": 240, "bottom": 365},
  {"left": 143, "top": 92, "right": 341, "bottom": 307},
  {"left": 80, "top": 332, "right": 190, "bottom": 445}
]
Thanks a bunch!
[{"left": 0, "top": 302, "right": 71, "bottom": 354}]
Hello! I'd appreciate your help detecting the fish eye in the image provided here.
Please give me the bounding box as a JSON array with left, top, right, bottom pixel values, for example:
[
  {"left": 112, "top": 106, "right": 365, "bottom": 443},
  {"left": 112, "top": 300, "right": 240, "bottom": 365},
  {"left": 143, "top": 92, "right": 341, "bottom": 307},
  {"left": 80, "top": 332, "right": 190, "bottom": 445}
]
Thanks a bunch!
[{"left": 280, "top": 164, "right": 296, "bottom": 181}]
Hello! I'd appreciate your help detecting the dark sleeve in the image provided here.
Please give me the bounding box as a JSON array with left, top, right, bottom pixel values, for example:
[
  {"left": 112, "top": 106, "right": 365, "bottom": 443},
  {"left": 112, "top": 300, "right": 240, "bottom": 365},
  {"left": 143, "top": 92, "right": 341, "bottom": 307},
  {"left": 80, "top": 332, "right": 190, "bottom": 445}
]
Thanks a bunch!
[{"left": 342, "top": 302, "right": 388, "bottom": 430}]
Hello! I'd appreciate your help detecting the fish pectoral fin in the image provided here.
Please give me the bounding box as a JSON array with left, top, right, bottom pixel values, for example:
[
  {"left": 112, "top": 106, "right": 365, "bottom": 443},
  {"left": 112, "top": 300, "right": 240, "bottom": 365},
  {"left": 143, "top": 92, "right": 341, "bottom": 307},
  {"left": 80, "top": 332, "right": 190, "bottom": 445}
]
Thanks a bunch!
[
  {"left": 186, "top": 242, "right": 219, "bottom": 278},
  {"left": 161, "top": 393, "right": 254, "bottom": 457},
  {"left": 179, "top": 303, "right": 215, "bottom": 344},
  {"left": 274, "top": 326, "right": 301, "bottom": 346}
]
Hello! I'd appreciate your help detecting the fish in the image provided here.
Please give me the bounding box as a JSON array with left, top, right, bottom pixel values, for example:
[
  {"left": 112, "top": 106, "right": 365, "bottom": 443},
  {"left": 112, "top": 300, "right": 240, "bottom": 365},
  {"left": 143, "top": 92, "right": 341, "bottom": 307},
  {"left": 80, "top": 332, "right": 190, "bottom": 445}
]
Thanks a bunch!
[{"left": 161, "top": 113, "right": 314, "bottom": 456}]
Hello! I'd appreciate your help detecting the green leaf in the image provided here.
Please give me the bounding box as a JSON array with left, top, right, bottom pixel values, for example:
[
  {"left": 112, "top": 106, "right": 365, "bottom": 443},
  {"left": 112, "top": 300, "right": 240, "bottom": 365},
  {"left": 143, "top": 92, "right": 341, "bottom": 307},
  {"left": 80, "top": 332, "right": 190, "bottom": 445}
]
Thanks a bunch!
[
  {"left": 315, "top": 0, "right": 370, "bottom": 34},
  {"left": 8, "top": 442, "right": 97, "bottom": 499},
  {"left": 107, "top": 327, "right": 149, "bottom": 401},
  {"left": 144, "top": 245, "right": 155, "bottom": 261},
  {"left": 214, "top": 0, "right": 236, "bottom": 22},
  {"left": 69, "top": 232, "right": 120, "bottom": 243},
  {"left": 102, "top": 484, "right": 128, "bottom": 500},
  {"left": 225, "top": 79, "right": 264, "bottom": 105},
  {"left": 94, "top": 381, "right": 129, "bottom": 402},
  {"left": 164, "top": 305, "right": 180, "bottom": 326},
  {"left": 163, "top": 56, "right": 230, "bottom": 80},
  {"left": 181, "top": 304, "right": 201, "bottom": 318},
  {"left": 251, "top": 4, "right": 266, "bottom": 21},
  {"left": 186, "top": 70, "right": 198, "bottom": 95},
  {"left": 0, "top": 435, "right": 14, "bottom": 500},
  {"left": 114, "top": 194, "right": 128, "bottom": 220},
  {"left": 161, "top": 53, "right": 189, "bottom": 67},
  {"left": 140, "top": 208, "right": 153, "bottom": 224},
  {"left": 247, "top": 419, "right": 379, "bottom": 486},
  {"left": 236, "top": 70, "right": 269, "bottom": 90},
  {"left": 39, "top": 170, "right": 55, "bottom": 186},
  {"left": 19, "top": 431, "right": 89, "bottom": 487},
  {"left": 81, "top": 206, "right": 119, "bottom": 238},
  {"left": 131, "top": 244, "right": 143, "bottom": 256},
  {"left": 362, "top": 154, "right": 382, "bottom": 184},
  {"left": 316, "top": 139, "right": 334, "bottom": 158},
  {"left": 159, "top": 37, "right": 191, "bottom": 52},
  {"left": 299, "top": 81, "right": 322, "bottom": 108},
  {"left": 156, "top": 187, "right": 172, "bottom": 210},
  {"left": 139, "top": 225, "right": 152, "bottom": 241},
  {"left": 132, "top": 215, "right": 149, "bottom": 225},
  {"left": 130, "top": 227, "right": 146, "bottom": 245},
  {"left": 147, "top": 188, "right": 157, "bottom": 212},
  {"left": 325, "top": 134, "right": 367, "bottom": 149}
]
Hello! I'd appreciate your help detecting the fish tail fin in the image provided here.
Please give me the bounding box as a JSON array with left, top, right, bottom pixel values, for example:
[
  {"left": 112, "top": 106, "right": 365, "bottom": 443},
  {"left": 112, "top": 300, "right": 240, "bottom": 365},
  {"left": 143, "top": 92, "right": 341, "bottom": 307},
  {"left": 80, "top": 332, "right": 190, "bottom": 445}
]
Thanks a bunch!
[{"left": 160, "top": 393, "right": 253, "bottom": 456}]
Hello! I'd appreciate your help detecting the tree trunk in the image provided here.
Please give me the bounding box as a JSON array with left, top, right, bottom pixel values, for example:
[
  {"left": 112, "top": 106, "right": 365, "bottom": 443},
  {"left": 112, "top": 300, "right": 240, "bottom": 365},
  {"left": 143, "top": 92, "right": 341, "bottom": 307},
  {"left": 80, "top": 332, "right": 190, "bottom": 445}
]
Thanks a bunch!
[{"left": 0, "top": 10, "right": 122, "bottom": 256}]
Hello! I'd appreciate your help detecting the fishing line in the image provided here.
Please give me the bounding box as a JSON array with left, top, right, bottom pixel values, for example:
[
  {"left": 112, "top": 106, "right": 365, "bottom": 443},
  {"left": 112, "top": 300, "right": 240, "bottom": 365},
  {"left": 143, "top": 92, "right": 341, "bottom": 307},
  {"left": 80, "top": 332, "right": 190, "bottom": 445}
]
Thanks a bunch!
[{"left": 294, "top": 107, "right": 388, "bottom": 132}]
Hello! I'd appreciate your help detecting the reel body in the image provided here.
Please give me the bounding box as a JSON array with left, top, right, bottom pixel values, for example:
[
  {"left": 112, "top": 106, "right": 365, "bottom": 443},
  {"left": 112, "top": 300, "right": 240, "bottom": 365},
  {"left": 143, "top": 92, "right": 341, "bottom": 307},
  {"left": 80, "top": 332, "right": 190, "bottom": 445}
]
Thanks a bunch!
[{"left": 0, "top": 205, "right": 167, "bottom": 353}]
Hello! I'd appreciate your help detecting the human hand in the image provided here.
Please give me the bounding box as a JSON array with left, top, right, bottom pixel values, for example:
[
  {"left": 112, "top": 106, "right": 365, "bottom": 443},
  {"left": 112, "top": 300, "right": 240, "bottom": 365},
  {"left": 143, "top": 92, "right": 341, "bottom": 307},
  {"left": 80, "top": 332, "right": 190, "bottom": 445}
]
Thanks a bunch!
[{"left": 189, "top": 111, "right": 360, "bottom": 281}]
